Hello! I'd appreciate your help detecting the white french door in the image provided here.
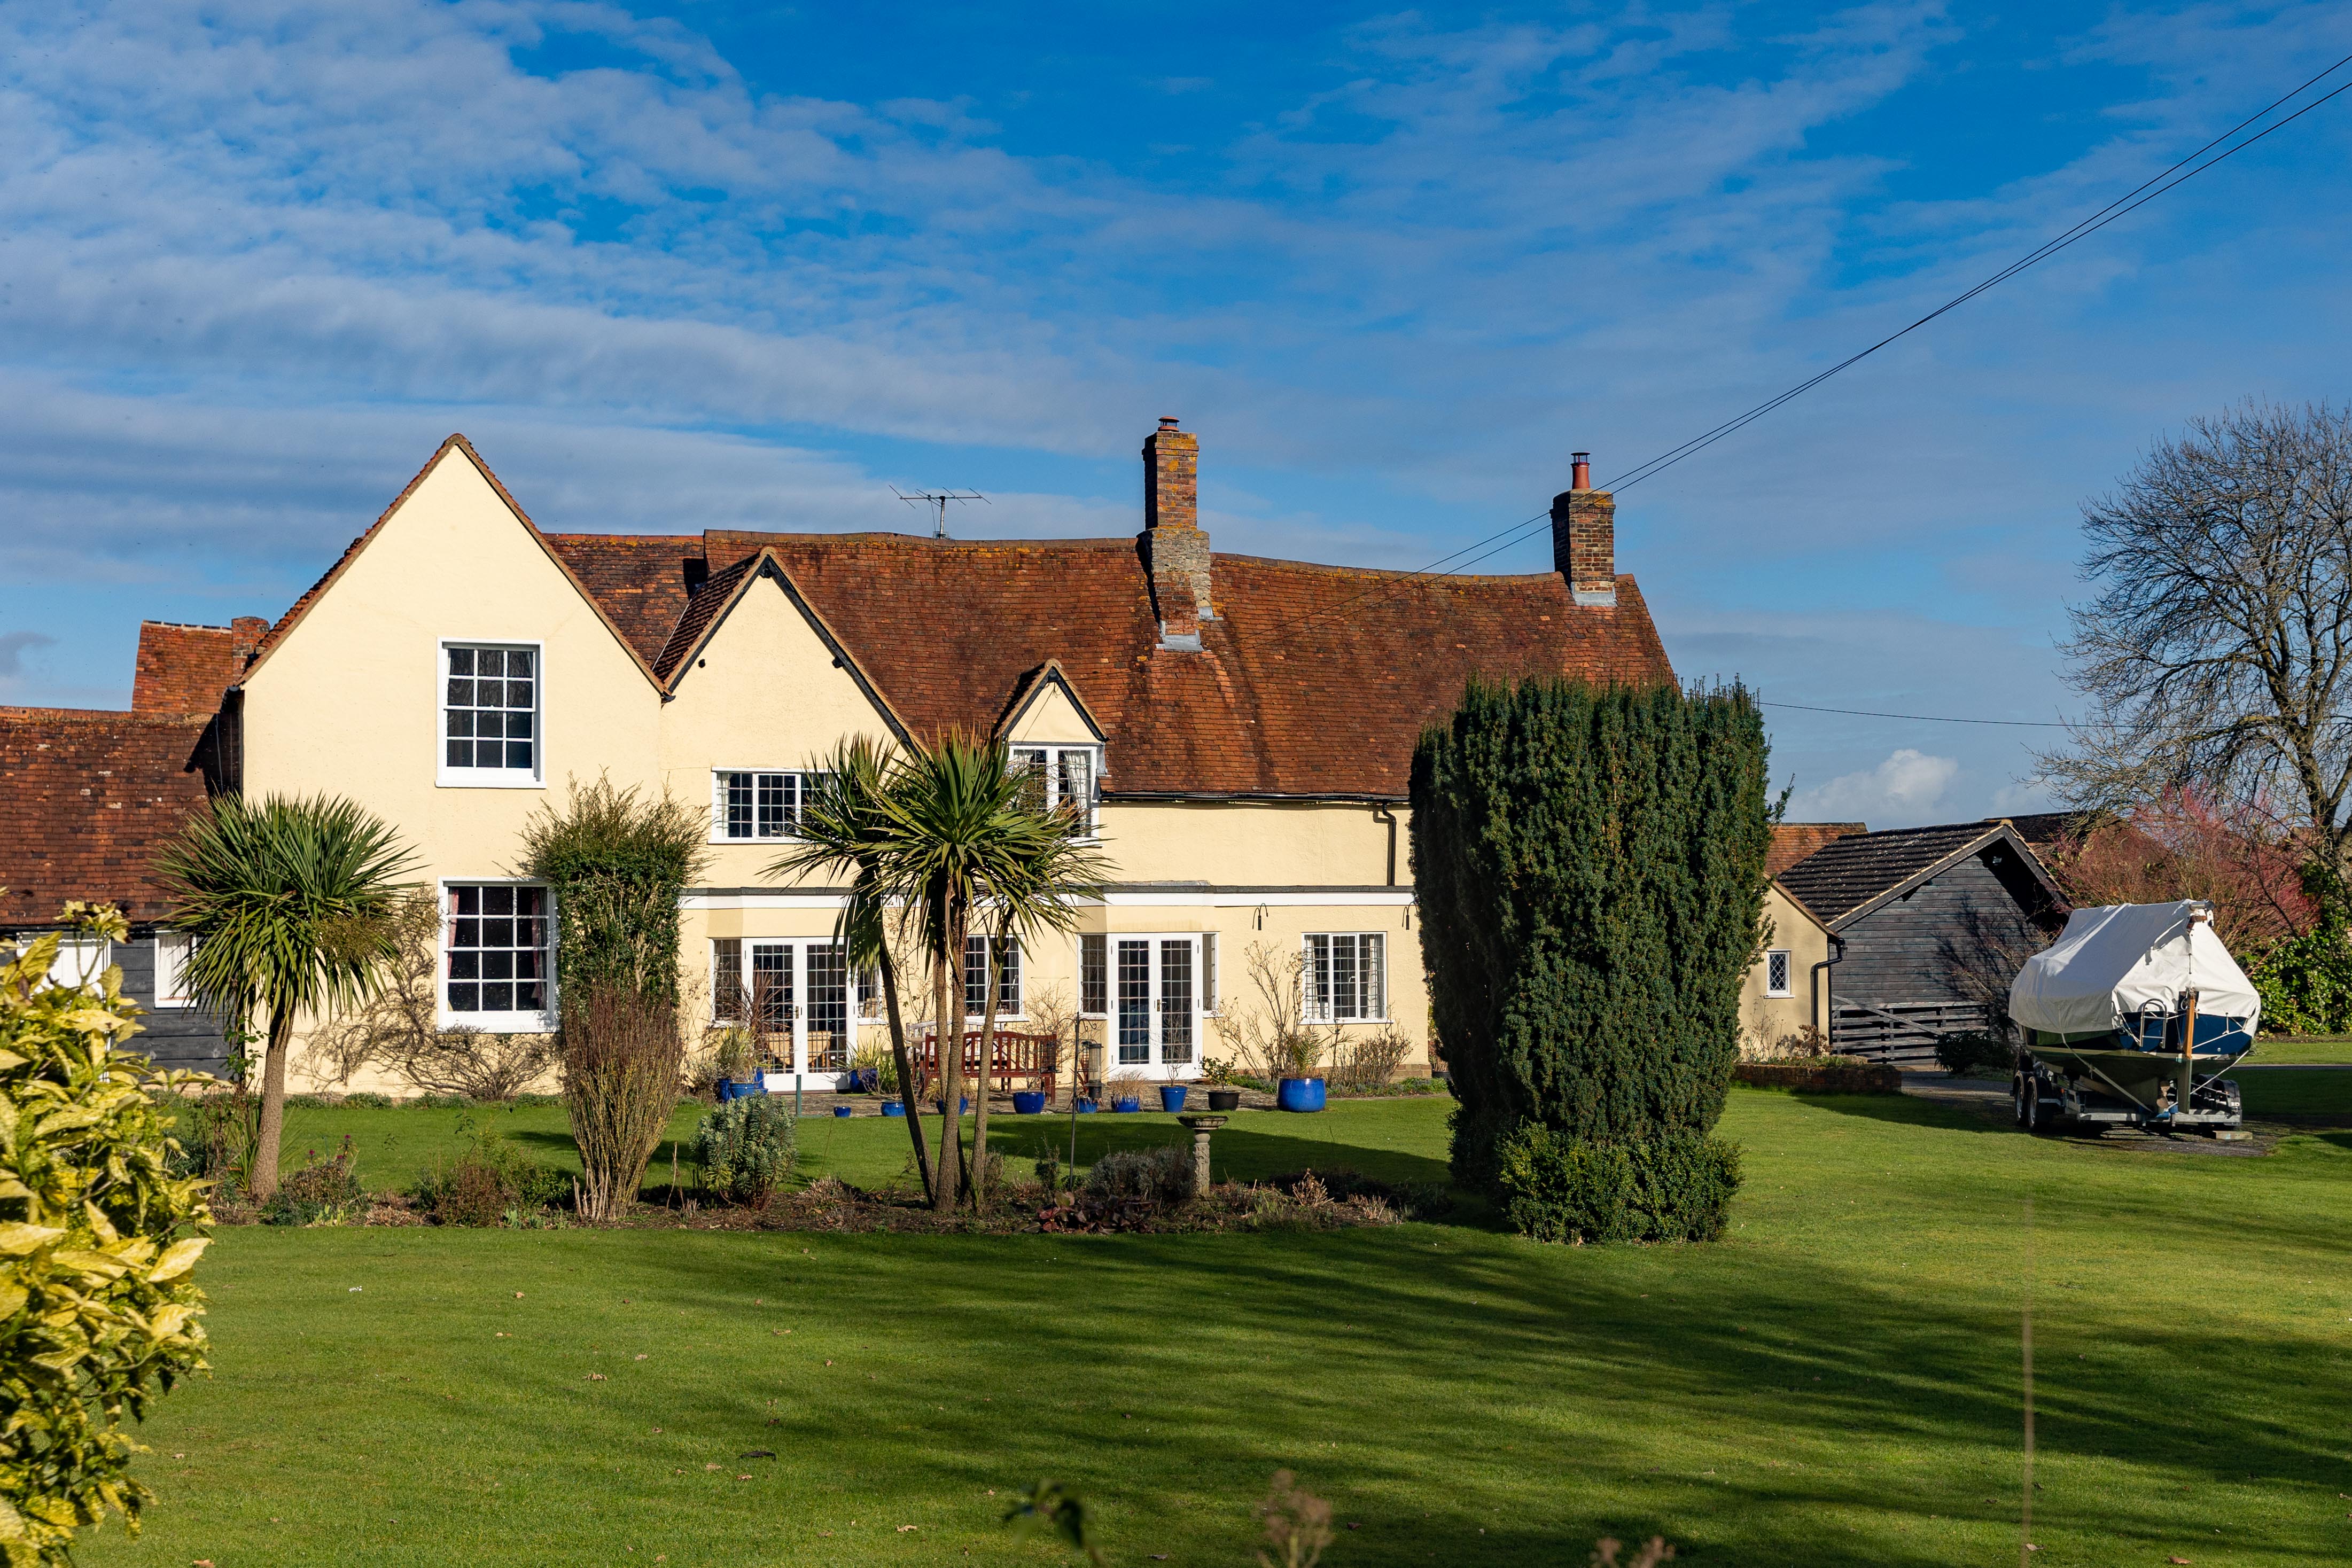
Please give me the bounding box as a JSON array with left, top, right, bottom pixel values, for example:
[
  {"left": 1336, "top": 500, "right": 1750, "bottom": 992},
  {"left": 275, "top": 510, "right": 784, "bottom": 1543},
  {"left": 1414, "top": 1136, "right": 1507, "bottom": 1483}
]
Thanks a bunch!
[
  {"left": 745, "top": 940, "right": 855, "bottom": 1079},
  {"left": 1112, "top": 936, "right": 1201, "bottom": 1080}
]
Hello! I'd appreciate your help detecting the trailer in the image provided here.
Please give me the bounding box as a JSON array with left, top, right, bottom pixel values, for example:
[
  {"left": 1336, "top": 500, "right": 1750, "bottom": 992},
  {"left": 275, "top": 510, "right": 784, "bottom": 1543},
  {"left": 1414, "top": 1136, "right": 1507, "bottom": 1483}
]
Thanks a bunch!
[{"left": 2006, "top": 900, "right": 2257, "bottom": 1135}]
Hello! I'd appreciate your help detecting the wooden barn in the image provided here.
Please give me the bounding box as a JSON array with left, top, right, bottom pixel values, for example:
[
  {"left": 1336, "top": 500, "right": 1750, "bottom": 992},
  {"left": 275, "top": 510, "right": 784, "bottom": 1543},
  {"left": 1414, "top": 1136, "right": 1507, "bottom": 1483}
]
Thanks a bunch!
[{"left": 1774, "top": 819, "right": 2068, "bottom": 1065}]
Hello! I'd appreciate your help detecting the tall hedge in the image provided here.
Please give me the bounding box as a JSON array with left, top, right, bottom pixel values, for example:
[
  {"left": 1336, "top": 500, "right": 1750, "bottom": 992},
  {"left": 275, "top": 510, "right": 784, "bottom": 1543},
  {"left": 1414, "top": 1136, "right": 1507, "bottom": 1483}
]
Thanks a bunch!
[
  {"left": 517, "top": 778, "right": 710, "bottom": 1008},
  {"left": 1409, "top": 678, "right": 1771, "bottom": 1234}
]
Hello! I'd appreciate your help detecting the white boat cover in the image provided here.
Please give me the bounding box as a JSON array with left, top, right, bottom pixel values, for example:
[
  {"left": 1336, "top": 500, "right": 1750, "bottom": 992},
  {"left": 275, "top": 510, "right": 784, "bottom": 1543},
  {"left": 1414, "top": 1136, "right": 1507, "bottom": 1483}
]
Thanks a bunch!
[{"left": 2008, "top": 901, "right": 2261, "bottom": 1036}]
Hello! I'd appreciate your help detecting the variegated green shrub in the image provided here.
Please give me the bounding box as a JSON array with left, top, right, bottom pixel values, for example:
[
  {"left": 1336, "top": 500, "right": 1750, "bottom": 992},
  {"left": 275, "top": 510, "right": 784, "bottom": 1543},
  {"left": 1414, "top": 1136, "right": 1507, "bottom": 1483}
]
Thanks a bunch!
[{"left": 0, "top": 904, "right": 211, "bottom": 1565}]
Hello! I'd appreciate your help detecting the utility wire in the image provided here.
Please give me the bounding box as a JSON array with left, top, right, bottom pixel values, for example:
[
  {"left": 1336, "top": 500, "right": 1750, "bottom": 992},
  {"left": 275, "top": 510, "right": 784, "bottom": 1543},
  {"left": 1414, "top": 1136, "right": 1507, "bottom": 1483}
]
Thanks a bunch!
[
  {"left": 1288, "top": 53, "right": 2352, "bottom": 631},
  {"left": 1758, "top": 700, "right": 2070, "bottom": 728}
]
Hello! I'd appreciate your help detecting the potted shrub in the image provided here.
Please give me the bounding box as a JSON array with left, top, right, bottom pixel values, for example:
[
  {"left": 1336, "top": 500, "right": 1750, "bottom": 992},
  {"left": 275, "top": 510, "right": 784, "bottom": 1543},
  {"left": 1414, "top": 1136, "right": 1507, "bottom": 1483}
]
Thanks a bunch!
[
  {"left": 1201, "top": 1057, "right": 1242, "bottom": 1112},
  {"left": 1111, "top": 1092, "right": 1141, "bottom": 1113},
  {"left": 713, "top": 1026, "right": 761, "bottom": 1102}
]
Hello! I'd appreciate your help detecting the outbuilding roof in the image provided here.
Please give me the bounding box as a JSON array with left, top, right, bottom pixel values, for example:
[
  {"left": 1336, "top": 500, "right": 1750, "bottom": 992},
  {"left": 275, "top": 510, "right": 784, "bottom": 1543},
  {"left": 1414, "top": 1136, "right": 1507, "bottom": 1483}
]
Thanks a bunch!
[
  {"left": 0, "top": 707, "right": 211, "bottom": 925},
  {"left": 1773, "top": 819, "right": 2065, "bottom": 930}
]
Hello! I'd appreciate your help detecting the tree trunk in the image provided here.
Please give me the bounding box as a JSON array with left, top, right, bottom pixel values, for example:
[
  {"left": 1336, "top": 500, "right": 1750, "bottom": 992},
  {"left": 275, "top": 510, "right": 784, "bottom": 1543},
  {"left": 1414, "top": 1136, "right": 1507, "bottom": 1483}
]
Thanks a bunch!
[
  {"left": 931, "top": 896, "right": 963, "bottom": 1213},
  {"left": 877, "top": 943, "right": 933, "bottom": 1204},
  {"left": 969, "top": 925, "right": 1004, "bottom": 1213},
  {"left": 249, "top": 1007, "right": 293, "bottom": 1200}
]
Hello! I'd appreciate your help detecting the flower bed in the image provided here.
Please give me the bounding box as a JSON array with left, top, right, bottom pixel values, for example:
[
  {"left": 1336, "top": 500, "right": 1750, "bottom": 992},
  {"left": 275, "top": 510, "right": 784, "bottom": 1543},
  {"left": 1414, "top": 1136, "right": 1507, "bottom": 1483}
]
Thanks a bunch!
[{"left": 1734, "top": 1060, "right": 1903, "bottom": 1095}]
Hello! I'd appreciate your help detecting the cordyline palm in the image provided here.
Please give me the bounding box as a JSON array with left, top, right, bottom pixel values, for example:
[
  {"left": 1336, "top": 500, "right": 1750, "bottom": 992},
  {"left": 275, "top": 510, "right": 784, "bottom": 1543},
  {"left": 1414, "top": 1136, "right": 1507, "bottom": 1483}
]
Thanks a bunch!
[
  {"left": 875, "top": 734, "right": 1107, "bottom": 1212},
  {"left": 153, "top": 794, "right": 416, "bottom": 1200},
  {"left": 767, "top": 738, "right": 935, "bottom": 1203}
]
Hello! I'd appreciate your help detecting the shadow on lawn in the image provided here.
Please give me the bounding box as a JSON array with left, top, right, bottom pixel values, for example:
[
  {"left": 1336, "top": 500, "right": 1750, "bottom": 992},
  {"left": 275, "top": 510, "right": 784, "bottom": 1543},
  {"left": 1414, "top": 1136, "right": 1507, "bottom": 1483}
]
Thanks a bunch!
[{"left": 431, "top": 1213, "right": 2348, "bottom": 1568}]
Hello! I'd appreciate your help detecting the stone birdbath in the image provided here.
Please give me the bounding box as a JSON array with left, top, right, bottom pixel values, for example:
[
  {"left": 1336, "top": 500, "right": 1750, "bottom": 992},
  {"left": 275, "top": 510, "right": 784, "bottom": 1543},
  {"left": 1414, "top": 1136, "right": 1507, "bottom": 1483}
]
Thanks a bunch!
[{"left": 1175, "top": 1113, "right": 1228, "bottom": 1193}]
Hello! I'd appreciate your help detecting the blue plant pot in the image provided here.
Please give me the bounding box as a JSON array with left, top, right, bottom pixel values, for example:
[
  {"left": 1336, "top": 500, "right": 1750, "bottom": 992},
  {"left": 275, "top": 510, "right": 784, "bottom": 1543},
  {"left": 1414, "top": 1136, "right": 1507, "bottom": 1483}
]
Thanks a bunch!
[
  {"left": 1158, "top": 1085, "right": 1189, "bottom": 1112},
  {"left": 1112, "top": 1096, "right": 1141, "bottom": 1114},
  {"left": 832, "top": 1104, "right": 854, "bottom": 1118},
  {"left": 1012, "top": 1090, "right": 1047, "bottom": 1115},
  {"left": 881, "top": 1100, "right": 906, "bottom": 1117},
  {"left": 934, "top": 1097, "right": 970, "bottom": 1115},
  {"left": 1276, "top": 1076, "right": 1327, "bottom": 1113},
  {"left": 1073, "top": 1098, "right": 1098, "bottom": 1114},
  {"left": 851, "top": 1066, "right": 879, "bottom": 1094},
  {"left": 718, "top": 1079, "right": 761, "bottom": 1103}
]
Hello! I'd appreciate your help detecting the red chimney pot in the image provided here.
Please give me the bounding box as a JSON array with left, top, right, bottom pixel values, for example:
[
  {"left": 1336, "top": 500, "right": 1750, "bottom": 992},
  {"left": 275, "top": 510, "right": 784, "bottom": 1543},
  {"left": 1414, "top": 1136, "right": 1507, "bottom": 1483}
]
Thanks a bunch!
[{"left": 1571, "top": 451, "right": 1591, "bottom": 491}]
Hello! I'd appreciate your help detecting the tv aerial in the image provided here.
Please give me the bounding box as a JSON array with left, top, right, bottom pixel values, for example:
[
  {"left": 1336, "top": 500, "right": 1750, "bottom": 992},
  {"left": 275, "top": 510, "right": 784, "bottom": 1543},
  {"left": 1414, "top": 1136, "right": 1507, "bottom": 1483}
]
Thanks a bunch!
[{"left": 892, "top": 486, "right": 988, "bottom": 539}]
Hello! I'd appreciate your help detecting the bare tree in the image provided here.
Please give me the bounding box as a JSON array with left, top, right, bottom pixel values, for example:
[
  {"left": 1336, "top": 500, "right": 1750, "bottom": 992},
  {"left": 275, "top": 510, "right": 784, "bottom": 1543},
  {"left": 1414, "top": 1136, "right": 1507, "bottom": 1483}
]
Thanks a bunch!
[{"left": 2040, "top": 401, "right": 2352, "bottom": 888}]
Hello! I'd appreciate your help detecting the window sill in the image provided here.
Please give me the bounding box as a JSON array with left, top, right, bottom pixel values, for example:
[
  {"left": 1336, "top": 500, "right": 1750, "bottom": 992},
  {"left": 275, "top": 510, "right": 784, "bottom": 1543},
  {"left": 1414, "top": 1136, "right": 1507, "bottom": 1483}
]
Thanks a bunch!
[
  {"left": 708, "top": 833, "right": 803, "bottom": 846},
  {"left": 438, "top": 773, "right": 546, "bottom": 791},
  {"left": 440, "top": 1010, "right": 556, "bottom": 1033}
]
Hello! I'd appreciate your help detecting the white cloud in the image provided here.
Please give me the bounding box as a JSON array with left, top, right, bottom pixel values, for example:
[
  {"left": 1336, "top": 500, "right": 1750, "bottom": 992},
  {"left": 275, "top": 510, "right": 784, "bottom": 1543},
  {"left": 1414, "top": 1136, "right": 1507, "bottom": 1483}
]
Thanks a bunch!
[{"left": 1788, "top": 748, "right": 1961, "bottom": 827}]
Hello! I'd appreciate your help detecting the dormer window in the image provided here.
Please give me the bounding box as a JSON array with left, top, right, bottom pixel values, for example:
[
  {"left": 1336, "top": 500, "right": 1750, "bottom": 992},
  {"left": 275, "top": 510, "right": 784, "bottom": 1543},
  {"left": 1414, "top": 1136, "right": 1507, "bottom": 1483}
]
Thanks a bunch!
[
  {"left": 1011, "top": 746, "right": 1099, "bottom": 834},
  {"left": 711, "top": 769, "right": 831, "bottom": 841},
  {"left": 441, "top": 642, "right": 541, "bottom": 786}
]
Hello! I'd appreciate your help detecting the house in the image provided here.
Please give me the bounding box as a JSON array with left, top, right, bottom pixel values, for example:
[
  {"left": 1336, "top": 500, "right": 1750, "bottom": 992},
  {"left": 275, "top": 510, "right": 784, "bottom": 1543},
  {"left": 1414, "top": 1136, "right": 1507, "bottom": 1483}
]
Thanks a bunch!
[
  {"left": 1730, "top": 822, "right": 1867, "bottom": 1056},
  {"left": 1773, "top": 818, "right": 2068, "bottom": 1063},
  {"left": 5, "top": 421, "right": 1679, "bottom": 1094}
]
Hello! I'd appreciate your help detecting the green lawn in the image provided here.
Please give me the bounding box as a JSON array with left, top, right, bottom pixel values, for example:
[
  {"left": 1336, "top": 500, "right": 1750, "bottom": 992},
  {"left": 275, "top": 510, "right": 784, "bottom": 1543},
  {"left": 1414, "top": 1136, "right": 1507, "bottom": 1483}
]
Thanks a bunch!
[
  {"left": 2235, "top": 1068, "right": 2352, "bottom": 1117},
  {"left": 88, "top": 1091, "right": 2352, "bottom": 1568},
  {"left": 2252, "top": 1036, "right": 2352, "bottom": 1065}
]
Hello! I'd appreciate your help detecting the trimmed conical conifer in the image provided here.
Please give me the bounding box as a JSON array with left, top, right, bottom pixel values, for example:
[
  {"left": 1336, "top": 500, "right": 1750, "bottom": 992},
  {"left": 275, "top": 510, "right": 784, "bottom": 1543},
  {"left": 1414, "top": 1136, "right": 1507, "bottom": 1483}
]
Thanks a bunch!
[{"left": 1411, "top": 677, "right": 1770, "bottom": 1203}]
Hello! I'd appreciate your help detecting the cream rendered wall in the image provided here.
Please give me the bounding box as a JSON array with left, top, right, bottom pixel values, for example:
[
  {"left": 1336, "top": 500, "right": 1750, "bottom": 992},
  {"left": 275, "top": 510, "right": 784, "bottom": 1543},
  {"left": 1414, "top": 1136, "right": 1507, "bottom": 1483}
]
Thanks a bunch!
[
  {"left": 1095, "top": 799, "right": 1401, "bottom": 888},
  {"left": 240, "top": 449, "right": 666, "bottom": 1093},
  {"left": 659, "top": 573, "right": 904, "bottom": 891},
  {"left": 1741, "top": 883, "right": 1833, "bottom": 1056},
  {"left": 1003, "top": 682, "right": 1096, "bottom": 745}
]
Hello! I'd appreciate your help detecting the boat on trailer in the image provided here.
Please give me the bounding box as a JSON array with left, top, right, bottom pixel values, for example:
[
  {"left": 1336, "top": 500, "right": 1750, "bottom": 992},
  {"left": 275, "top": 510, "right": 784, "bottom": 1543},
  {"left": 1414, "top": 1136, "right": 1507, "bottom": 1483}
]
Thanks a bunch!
[{"left": 2006, "top": 900, "right": 2258, "bottom": 1134}]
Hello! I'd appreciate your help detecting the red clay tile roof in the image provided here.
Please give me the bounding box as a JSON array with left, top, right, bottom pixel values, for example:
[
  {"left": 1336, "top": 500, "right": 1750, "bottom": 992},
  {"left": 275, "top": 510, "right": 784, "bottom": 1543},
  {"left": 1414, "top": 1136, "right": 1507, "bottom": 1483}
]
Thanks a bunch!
[
  {"left": 0, "top": 707, "right": 211, "bottom": 924},
  {"left": 541, "top": 529, "right": 1675, "bottom": 797},
  {"left": 1768, "top": 821, "right": 1866, "bottom": 877}
]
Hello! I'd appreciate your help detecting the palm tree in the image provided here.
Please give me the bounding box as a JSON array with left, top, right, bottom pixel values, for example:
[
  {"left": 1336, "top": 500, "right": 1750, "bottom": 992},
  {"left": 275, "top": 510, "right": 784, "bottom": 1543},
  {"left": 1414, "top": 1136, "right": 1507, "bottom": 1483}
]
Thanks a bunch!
[
  {"left": 876, "top": 735, "right": 1107, "bottom": 1212},
  {"left": 153, "top": 794, "right": 415, "bottom": 1199},
  {"left": 769, "top": 739, "right": 934, "bottom": 1203}
]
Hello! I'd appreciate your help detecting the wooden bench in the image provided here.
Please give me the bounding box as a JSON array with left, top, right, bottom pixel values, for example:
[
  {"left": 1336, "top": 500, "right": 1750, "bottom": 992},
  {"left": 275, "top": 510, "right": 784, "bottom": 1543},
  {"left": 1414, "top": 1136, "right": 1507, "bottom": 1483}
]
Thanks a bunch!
[{"left": 911, "top": 1026, "right": 1061, "bottom": 1102}]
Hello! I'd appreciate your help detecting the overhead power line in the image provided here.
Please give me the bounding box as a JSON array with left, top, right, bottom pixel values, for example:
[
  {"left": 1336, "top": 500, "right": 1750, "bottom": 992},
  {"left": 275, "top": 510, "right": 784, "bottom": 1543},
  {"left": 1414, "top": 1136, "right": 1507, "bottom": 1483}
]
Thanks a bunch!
[
  {"left": 1289, "top": 52, "right": 2352, "bottom": 631},
  {"left": 1758, "top": 700, "right": 2070, "bottom": 729}
]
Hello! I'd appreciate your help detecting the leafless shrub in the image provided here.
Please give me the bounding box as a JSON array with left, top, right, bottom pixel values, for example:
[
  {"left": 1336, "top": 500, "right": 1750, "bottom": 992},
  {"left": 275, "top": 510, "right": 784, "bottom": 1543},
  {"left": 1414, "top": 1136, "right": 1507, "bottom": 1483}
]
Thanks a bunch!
[
  {"left": 1326, "top": 1025, "right": 1413, "bottom": 1094},
  {"left": 562, "top": 985, "right": 683, "bottom": 1221},
  {"left": 396, "top": 1026, "right": 556, "bottom": 1102},
  {"left": 1213, "top": 942, "right": 1332, "bottom": 1080},
  {"left": 1593, "top": 1536, "right": 1676, "bottom": 1567}
]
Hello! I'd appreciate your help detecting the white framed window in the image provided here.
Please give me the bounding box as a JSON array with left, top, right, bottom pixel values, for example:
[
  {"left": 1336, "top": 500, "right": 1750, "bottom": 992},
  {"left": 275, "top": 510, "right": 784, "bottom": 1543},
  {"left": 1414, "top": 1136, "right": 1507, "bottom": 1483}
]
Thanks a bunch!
[
  {"left": 154, "top": 932, "right": 194, "bottom": 1008},
  {"left": 1765, "top": 949, "right": 1793, "bottom": 997},
  {"left": 1304, "top": 932, "right": 1386, "bottom": 1023},
  {"left": 1010, "top": 745, "right": 1101, "bottom": 834},
  {"left": 442, "top": 881, "right": 553, "bottom": 1029},
  {"left": 963, "top": 934, "right": 1022, "bottom": 1019},
  {"left": 440, "top": 642, "right": 542, "bottom": 787},
  {"left": 710, "top": 769, "right": 833, "bottom": 842},
  {"left": 1079, "top": 933, "right": 1107, "bottom": 1017},
  {"left": 1202, "top": 931, "right": 1219, "bottom": 1015},
  {"left": 31, "top": 936, "right": 109, "bottom": 993}
]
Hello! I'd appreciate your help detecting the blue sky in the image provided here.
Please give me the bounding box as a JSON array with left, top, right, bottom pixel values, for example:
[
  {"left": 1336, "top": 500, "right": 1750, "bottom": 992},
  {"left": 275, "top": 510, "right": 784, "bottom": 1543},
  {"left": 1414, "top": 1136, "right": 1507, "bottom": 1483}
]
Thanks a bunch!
[{"left": 3, "top": 0, "right": 2349, "bottom": 826}]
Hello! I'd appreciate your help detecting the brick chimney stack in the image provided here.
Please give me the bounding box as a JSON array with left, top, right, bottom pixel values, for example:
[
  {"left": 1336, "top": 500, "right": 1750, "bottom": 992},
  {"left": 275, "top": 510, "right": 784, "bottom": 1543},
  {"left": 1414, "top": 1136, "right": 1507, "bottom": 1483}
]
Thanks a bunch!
[
  {"left": 1141, "top": 416, "right": 1212, "bottom": 645},
  {"left": 1550, "top": 451, "right": 1616, "bottom": 608},
  {"left": 230, "top": 615, "right": 270, "bottom": 673}
]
